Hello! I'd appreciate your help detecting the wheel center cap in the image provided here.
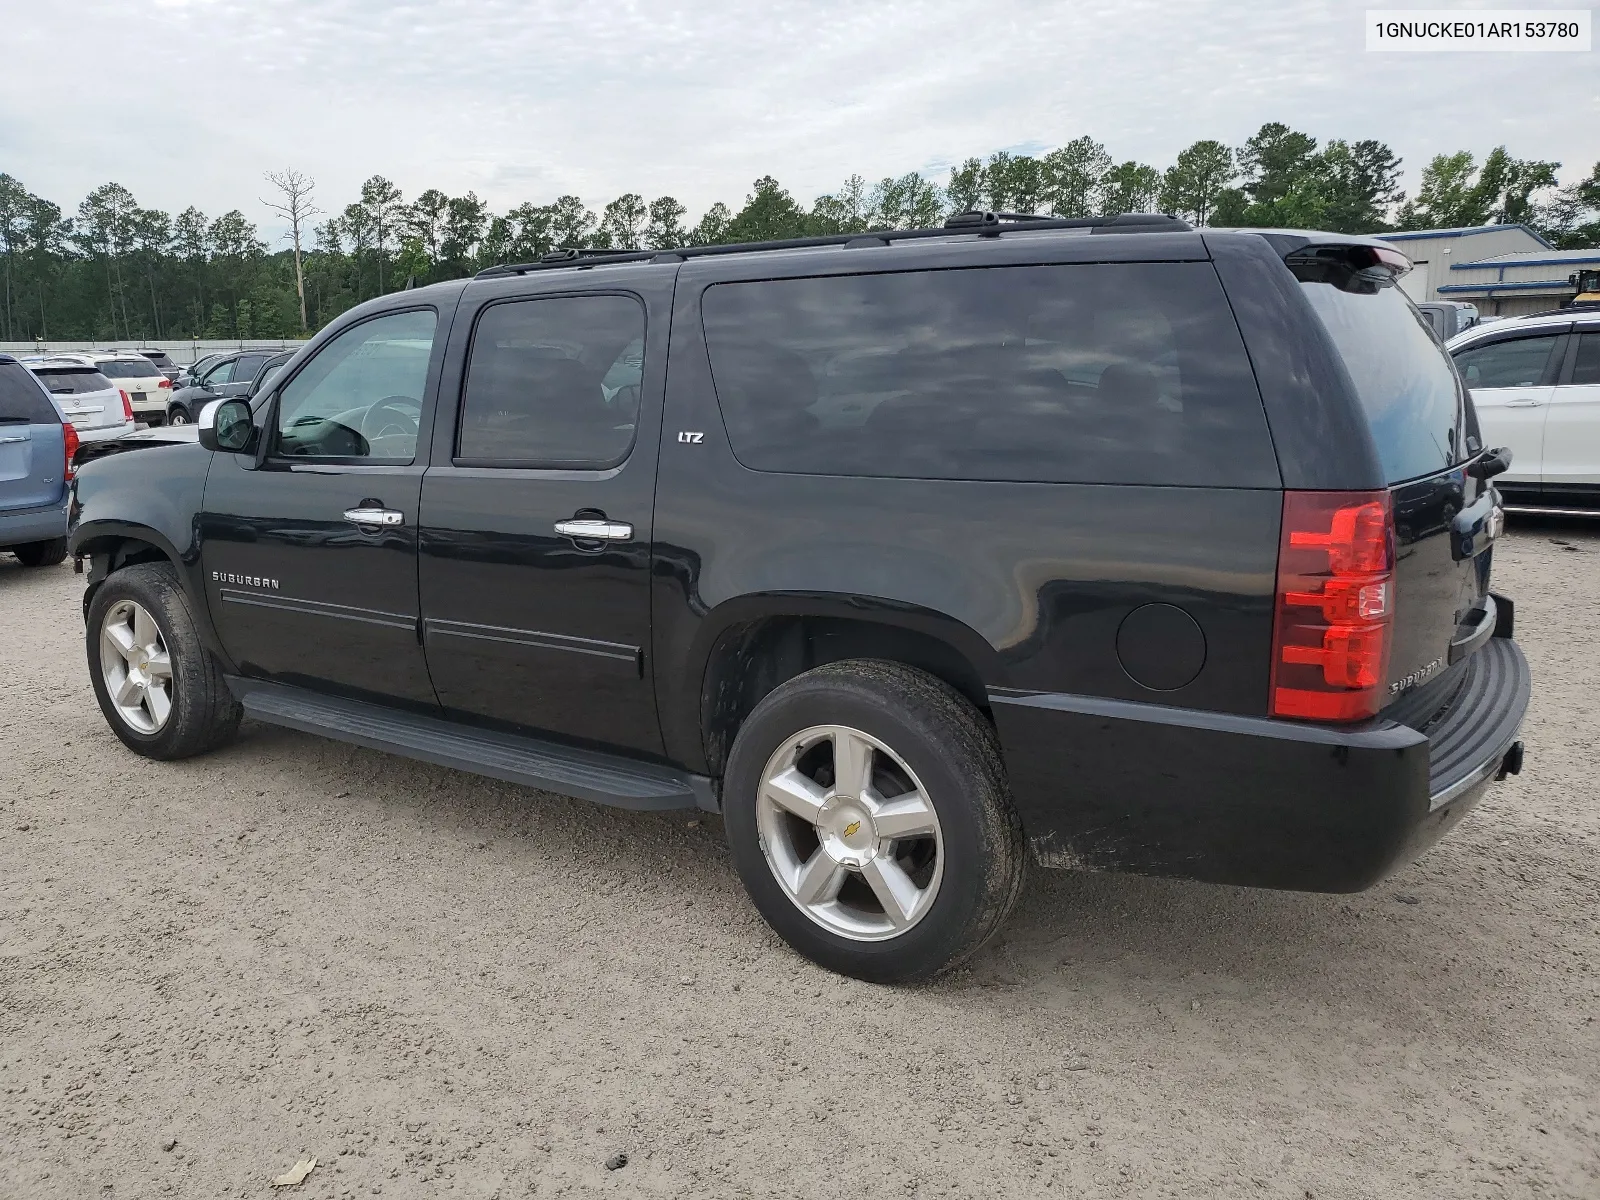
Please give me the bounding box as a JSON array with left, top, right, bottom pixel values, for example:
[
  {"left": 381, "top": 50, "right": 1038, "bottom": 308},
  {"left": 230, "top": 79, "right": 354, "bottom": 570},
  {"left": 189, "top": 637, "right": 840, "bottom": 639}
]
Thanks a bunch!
[{"left": 816, "top": 796, "right": 877, "bottom": 868}]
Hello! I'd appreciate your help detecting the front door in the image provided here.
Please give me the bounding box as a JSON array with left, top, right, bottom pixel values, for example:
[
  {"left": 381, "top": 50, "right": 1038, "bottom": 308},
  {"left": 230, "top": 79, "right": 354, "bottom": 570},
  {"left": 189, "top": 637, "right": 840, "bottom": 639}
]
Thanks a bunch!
[
  {"left": 1542, "top": 329, "right": 1600, "bottom": 501},
  {"left": 1456, "top": 328, "right": 1569, "bottom": 492},
  {"left": 200, "top": 306, "right": 446, "bottom": 707},
  {"left": 419, "top": 282, "right": 668, "bottom": 755}
]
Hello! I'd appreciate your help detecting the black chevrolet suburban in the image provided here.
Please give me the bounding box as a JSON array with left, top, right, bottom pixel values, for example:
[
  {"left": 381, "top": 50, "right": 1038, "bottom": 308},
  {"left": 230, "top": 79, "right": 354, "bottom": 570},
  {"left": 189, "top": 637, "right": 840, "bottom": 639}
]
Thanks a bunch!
[{"left": 67, "top": 213, "right": 1530, "bottom": 982}]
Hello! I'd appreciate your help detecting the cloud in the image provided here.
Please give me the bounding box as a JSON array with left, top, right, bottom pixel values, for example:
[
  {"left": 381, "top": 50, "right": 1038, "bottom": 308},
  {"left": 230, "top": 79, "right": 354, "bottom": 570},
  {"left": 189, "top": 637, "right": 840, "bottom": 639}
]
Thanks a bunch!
[{"left": 1, "top": 0, "right": 1595, "bottom": 241}]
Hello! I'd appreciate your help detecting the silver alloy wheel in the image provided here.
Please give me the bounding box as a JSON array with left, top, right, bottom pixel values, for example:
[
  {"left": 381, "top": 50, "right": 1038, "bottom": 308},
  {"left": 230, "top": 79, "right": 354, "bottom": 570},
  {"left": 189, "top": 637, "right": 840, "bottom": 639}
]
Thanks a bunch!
[
  {"left": 99, "top": 600, "right": 174, "bottom": 734},
  {"left": 756, "top": 724, "right": 944, "bottom": 941}
]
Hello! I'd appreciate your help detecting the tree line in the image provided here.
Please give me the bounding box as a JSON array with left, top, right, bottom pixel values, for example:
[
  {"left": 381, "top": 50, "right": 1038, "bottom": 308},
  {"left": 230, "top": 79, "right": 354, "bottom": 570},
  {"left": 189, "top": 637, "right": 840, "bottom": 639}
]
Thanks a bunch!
[{"left": 2, "top": 122, "right": 1596, "bottom": 344}]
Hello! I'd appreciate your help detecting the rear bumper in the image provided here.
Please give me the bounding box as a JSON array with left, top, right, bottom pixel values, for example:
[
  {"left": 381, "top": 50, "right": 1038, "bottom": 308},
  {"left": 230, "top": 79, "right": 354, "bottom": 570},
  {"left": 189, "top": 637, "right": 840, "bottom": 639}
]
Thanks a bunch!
[
  {"left": 75, "top": 421, "right": 138, "bottom": 446},
  {"left": 991, "top": 634, "right": 1530, "bottom": 893},
  {"left": 0, "top": 500, "right": 70, "bottom": 548}
]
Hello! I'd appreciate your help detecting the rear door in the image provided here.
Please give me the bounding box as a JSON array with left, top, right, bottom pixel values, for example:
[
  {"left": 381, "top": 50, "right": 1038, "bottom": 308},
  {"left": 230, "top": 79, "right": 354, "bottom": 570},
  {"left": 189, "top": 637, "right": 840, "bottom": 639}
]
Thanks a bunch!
[
  {"left": 1450, "top": 327, "right": 1569, "bottom": 495},
  {"left": 1298, "top": 277, "right": 1494, "bottom": 703},
  {"left": 1541, "top": 328, "right": 1600, "bottom": 502},
  {"left": 418, "top": 272, "right": 671, "bottom": 755},
  {"left": 0, "top": 362, "right": 65, "bottom": 513}
]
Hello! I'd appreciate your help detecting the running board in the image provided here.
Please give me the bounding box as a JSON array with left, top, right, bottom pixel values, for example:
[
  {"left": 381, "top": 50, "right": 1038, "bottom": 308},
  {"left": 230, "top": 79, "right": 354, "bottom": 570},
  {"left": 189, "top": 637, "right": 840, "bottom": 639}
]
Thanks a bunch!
[
  {"left": 1504, "top": 504, "right": 1600, "bottom": 518},
  {"left": 226, "top": 678, "right": 717, "bottom": 813}
]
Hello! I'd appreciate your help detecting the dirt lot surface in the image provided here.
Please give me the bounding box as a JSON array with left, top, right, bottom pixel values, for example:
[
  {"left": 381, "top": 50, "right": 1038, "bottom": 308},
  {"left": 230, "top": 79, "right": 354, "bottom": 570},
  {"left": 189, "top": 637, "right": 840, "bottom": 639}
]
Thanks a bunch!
[{"left": 2, "top": 524, "right": 1597, "bottom": 1200}]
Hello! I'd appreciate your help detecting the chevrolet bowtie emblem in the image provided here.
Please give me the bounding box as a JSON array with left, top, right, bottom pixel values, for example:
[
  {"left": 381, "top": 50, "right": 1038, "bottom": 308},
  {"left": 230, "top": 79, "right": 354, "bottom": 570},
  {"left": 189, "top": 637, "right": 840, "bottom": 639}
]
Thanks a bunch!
[{"left": 843, "top": 820, "right": 861, "bottom": 837}]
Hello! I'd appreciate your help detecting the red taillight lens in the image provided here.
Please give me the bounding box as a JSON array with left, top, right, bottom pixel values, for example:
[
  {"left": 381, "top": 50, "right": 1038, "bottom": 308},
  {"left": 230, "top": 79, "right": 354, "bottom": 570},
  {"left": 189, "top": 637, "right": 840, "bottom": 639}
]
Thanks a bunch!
[
  {"left": 158, "top": 378, "right": 172, "bottom": 389},
  {"left": 63, "top": 421, "right": 80, "bottom": 481},
  {"left": 1270, "top": 490, "right": 1395, "bottom": 722},
  {"left": 119, "top": 389, "right": 134, "bottom": 422}
]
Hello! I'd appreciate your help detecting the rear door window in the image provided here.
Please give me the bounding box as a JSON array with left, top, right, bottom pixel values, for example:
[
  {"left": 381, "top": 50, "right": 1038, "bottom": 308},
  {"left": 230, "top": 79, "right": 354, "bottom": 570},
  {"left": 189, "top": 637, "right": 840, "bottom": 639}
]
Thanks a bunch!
[
  {"left": 0, "top": 362, "right": 59, "bottom": 423},
  {"left": 1453, "top": 334, "right": 1564, "bottom": 390},
  {"left": 456, "top": 295, "right": 645, "bottom": 469},
  {"left": 700, "top": 263, "right": 1278, "bottom": 487},
  {"left": 1298, "top": 281, "right": 1466, "bottom": 483},
  {"left": 1569, "top": 331, "right": 1600, "bottom": 385}
]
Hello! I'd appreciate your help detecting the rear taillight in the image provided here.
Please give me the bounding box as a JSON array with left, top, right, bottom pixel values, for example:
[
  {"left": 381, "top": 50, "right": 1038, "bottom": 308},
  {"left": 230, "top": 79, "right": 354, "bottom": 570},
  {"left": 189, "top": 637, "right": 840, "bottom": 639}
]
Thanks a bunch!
[
  {"left": 158, "top": 378, "right": 172, "bottom": 389},
  {"left": 119, "top": 389, "right": 134, "bottom": 422},
  {"left": 1270, "top": 490, "right": 1395, "bottom": 722},
  {"left": 63, "top": 421, "right": 80, "bottom": 481}
]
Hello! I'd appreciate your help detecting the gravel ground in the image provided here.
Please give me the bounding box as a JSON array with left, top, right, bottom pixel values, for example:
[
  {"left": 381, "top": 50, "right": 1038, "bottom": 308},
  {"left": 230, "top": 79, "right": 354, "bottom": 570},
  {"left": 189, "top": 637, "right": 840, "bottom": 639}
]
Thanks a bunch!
[{"left": 2, "top": 524, "right": 1597, "bottom": 1200}]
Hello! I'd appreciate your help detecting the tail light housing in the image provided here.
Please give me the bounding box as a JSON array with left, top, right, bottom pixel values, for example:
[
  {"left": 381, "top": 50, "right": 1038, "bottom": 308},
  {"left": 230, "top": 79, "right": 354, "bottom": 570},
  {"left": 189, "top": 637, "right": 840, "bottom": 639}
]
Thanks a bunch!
[
  {"left": 119, "top": 389, "right": 134, "bottom": 422},
  {"left": 158, "top": 377, "right": 172, "bottom": 389},
  {"left": 63, "top": 420, "right": 81, "bottom": 481},
  {"left": 1270, "top": 490, "right": 1395, "bottom": 722}
]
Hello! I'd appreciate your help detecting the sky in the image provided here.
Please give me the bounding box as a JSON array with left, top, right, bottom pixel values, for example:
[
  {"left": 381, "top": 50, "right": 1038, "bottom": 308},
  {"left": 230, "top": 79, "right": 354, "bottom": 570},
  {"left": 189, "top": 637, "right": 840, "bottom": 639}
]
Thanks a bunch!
[{"left": 2, "top": 0, "right": 1596, "bottom": 244}]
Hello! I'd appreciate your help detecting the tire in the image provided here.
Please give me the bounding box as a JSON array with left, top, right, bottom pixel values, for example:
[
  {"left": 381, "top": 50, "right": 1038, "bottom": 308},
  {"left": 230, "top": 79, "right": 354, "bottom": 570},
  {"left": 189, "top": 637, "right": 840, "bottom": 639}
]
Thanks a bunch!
[
  {"left": 86, "top": 561, "right": 241, "bottom": 760},
  {"left": 723, "top": 659, "right": 1024, "bottom": 983},
  {"left": 12, "top": 537, "right": 68, "bottom": 567},
  {"left": 166, "top": 406, "right": 191, "bottom": 426}
]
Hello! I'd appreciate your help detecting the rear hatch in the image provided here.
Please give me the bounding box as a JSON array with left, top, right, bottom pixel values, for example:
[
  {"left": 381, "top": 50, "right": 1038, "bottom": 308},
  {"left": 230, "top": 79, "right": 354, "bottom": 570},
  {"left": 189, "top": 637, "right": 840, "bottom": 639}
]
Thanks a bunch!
[
  {"left": 97, "top": 359, "right": 168, "bottom": 416},
  {"left": 1295, "top": 254, "right": 1496, "bottom": 717},
  {"left": 32, "top": 366, "right": 127, "bottom": 431},
  {"left": 0, "top": 361, "right": 67, "bottom": 512}
]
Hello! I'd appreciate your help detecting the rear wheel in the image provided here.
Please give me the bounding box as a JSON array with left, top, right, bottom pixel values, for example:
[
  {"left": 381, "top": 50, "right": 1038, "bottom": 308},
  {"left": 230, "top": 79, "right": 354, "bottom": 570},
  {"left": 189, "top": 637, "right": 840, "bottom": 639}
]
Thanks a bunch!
[
  {"left": 723, "top": 660, "right": 1023, "bottom": 983},
  {"left": 166, "top": 406, "right": 191, "bottom": 425},
  {"left": 86, "top": 562, "right": 241, "bottom": 759},
  {"left": 12, "top": 538, "right": 68, "bottom": 567}
]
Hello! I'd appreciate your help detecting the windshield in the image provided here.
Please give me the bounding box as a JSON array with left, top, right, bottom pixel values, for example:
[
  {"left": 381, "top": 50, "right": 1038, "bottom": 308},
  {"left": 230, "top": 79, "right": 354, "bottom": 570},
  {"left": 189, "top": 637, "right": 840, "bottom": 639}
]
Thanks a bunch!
[{"left": 1299, "top": 279, "right": 1466, "bottom": 483}]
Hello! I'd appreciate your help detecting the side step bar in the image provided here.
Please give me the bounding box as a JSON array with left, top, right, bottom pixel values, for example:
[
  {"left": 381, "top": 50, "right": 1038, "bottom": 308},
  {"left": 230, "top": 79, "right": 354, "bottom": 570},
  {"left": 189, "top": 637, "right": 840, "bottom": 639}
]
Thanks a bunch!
[
  {"left": 1504, "top": 505, "right": 1600, "bottom": 518},
  {"left": 227, "top": 678, "right": 718, "bottom": 813}
]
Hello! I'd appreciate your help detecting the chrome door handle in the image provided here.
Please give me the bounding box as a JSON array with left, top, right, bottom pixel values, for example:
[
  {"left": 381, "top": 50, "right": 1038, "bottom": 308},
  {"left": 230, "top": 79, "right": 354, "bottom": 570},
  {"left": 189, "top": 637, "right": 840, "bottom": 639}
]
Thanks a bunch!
[
  {"left": 343, "top": 507, "right": 405, "bottom": 529},
  {"left": 554, "top": 518, "right": 633, "bottom": 542}
]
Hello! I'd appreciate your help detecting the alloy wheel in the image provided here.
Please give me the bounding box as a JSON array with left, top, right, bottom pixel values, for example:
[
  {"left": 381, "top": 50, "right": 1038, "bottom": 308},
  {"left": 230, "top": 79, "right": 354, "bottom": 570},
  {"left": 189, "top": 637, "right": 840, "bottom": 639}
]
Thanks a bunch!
[
  {"left": 99, "top": 600, "right": 174, "bottom": 734},
  {"left": 755, "top": 724, "right": 944, "bottom": 941}
]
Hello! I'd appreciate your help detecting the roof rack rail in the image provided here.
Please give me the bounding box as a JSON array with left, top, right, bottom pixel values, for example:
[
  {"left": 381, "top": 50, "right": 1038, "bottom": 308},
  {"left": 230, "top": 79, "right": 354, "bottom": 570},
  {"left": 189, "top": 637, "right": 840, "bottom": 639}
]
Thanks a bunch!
[{"left": 473, "top": 211, "right": 1193, "bottom": 279}]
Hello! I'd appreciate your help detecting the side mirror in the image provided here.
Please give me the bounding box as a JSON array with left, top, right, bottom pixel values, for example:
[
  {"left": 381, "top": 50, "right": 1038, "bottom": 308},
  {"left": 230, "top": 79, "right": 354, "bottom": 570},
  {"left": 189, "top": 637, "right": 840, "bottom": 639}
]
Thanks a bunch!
[{"left": 198, "top": 398, "right": 257, "bottom": 454}]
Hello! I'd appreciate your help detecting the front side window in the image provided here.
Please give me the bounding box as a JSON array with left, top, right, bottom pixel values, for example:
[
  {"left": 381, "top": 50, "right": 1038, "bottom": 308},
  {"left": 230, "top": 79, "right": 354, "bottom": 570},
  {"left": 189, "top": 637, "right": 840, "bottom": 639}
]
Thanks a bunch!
[
  {"left": 700, "top": 263, "right": 1277, "bottom": 486},
  {"left": 274, "top": 308, "right": 436, "bottom": 460},
  {"left": 1453, "top": 335, "right": 1562, "bottom": 390},
  {"left": 457, "top": 295, "right": 644, "bottom": 468},
  {"left": 202, "top": 359, "right": 236, "bottom": 387}
]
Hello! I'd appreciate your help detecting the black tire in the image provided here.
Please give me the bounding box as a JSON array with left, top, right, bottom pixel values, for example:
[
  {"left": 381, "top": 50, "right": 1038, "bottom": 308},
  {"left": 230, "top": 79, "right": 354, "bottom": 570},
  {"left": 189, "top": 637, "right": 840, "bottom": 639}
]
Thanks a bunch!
[
  {"left": 723, "top": 659, "right": 1024, "bottom": 983},
  {"left": 166, "top": 406, "right": 191, "bottom": 426},
  {"left": 12, "top": 537, "right": 69, "bottom": 567},
  {"left": 86, "top": 561, "right": 241, "bottom": 760}
]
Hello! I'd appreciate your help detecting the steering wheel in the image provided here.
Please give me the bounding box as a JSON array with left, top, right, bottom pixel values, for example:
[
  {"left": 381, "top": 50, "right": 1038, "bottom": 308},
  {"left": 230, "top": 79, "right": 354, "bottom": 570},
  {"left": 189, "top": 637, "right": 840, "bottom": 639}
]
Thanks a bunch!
[{"left": 361, "top": 395, "right": 422, "bottom": 448}]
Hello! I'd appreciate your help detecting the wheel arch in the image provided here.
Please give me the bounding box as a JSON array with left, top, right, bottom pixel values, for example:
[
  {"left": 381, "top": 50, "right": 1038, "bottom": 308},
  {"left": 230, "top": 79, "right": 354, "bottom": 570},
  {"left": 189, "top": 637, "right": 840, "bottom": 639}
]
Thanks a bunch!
[
  {"left": 72, "top": 521, "right": 230, "bottom": 663},
  {"left": 691, "top": 593, "right": 1000, "bottom": 779}
]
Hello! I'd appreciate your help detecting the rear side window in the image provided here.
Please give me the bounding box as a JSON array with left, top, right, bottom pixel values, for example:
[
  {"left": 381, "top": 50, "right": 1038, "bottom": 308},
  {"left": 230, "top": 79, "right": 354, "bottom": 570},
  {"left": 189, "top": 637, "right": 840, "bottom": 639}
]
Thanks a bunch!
[
  {"left": 457, "top": 295, "right": 644, "bottom": 469},
  {"left": 1298, "top": 281, "right": 1465, "bottom": 483},
  {"left": 700, "top": 263, "right": 1278, "bottom": 486},
  {"left": 34, "top": 368, "right": 113, "bottom": 395},
  {"left": 0, "top": 362, "right": 60, "bottom": 423},
  {"left": 1453, "top": 334, "right": 1563, "bottom": 390},
  {"left": 1570, "top": 331, "right": 1600, "bottom": 385},
  {"left": 98, "top": 359, "right": 158, "bottom": 380},
  {"left": 235, "top": 353, "right": 269, "bottom": 381}
]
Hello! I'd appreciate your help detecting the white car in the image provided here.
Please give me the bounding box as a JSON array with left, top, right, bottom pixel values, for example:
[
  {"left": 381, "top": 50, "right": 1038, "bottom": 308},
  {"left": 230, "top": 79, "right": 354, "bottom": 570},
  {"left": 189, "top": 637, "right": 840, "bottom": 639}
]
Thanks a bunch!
[
  {"left": 21, "top": 356, "right": 138, "bottom": 445},
  {"left": 83, "top": 352, "right": 172, "bottom": 424},
  {"left": 1448, "top": 307, "right": 1600, "bottom": 512}
]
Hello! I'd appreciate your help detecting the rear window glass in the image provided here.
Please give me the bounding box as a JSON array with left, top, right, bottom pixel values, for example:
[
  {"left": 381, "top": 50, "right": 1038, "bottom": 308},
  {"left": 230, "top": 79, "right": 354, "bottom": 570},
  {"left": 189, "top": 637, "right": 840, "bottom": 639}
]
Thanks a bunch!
[
  {"left": 141, "top": 351, "right": 175, "bottom": 367},
  {"left": 98, "top": 359, "right": 160, "bottom": 380},
  {"left": 701, "top": 263, "right": 1278, "bottom": 487},
  {"left": 0, "top": 362, "right": 60, "bottom": 423},
  {"left": 34, "top": 368, "right": 113, "bottom": 395},
  {"left": 1299, "top": 281, "right": 1466, "bottom": 483}
]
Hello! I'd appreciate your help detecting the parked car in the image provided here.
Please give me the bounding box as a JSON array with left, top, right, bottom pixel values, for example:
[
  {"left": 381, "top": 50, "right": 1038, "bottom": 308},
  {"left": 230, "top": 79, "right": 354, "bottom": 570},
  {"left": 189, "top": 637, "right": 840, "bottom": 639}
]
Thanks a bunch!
[
  {"left": 166, "top": 350, "right": 293, "bottom": 424},
  {"left": 22, "top": 356, "right": 137, "bottom": 445},
  {"left": 80, "top": 353, "right": 171, "bottom": 425},
  {"left": 114, "top": 347, "right": 182, "bottom": 383},
  {"left": 68, "top": 215, "right": 1530, "bottom": 982},
  {"left": 1, "top": 354, "right": 74, "bottom": 567},
  {"left": 1447, "top": 307, "right": 1600, "bottom": 512}
]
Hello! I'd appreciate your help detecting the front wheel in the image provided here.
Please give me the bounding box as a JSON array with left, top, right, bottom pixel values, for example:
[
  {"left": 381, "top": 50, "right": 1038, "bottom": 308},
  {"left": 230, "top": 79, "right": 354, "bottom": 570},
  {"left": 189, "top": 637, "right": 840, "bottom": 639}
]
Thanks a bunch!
[
  {"left": 166, "top": 406, "right": 191, "bottom": 426},
  {"left": 86, "top": 561, "right": 241, "bottom": 759},
  {"left": 723, "top": 660, "right": 1024, "bottom": 983}
]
